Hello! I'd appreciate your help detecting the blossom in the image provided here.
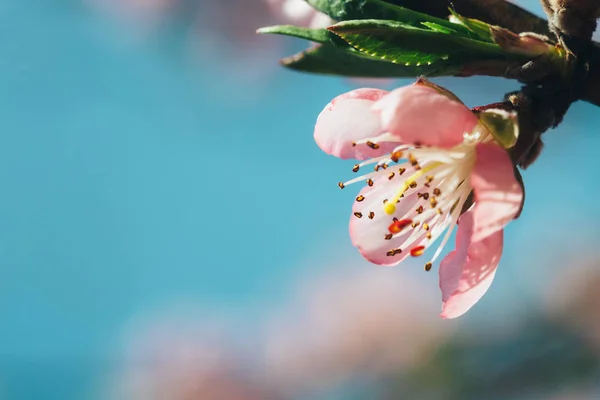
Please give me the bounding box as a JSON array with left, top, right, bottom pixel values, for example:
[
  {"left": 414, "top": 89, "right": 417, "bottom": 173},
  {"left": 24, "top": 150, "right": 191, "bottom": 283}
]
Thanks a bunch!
[{"left": 314, "top": 80, "right": 523, "bottom": 318}]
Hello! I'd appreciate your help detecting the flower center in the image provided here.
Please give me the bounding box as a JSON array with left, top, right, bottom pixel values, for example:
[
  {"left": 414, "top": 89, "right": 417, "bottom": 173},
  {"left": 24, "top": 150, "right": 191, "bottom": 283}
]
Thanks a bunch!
[{"left": 341, "top": 128, "right": 490, "bottom": 270}]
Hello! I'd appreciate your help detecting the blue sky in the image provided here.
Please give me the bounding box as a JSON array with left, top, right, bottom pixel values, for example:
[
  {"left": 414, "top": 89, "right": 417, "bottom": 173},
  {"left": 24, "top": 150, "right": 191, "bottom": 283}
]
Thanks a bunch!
[{"left": 1, "top": 2, "right": 600, "bottom": 399}]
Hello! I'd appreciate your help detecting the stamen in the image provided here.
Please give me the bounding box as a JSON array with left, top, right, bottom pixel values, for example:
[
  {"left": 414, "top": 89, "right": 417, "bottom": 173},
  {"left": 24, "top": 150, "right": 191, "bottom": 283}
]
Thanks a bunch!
[{"left": 383, "top": 162, "right": 442, "bottom": 215}]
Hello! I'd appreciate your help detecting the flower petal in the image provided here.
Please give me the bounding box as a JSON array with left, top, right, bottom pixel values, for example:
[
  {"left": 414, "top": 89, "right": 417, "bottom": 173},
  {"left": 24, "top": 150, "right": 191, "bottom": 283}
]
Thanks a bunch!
[
  {"left": 314, "top": 89, "right": 400, "bottom": 160},
  {"left": 470, "top": 143, "right": 523, "bottom": 242},
  {"left": 372, "top": 84, "right": 477, "bottom": 149},
  {"left": 349, "top": 175, "right": 428, "bottom": 266},
  {"left": 439, "top": 210, "right": 503, "bottom": 319}
]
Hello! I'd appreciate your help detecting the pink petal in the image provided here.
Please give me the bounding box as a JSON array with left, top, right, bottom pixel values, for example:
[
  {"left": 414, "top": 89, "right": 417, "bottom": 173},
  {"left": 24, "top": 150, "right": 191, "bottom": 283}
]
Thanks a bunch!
[
  {"left": 372, "top": 84, "right": 478, "bottom": 149},
  {"left": 314, "top": 88, "right": 399, "bottom": 160},
  {"left": 349, "top": 175, "right": 428, "bottom": 266},
  {"left": 470, "top": 143, "right": 523, "bottom": 242},
  {"left": 439, "top": 210, "right": 503, "bottom": 319}
]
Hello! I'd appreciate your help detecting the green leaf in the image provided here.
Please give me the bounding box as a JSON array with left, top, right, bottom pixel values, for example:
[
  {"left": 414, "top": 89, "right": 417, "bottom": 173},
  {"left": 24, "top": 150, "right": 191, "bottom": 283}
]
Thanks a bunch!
[
  {"left": 257, "top": 25, "right": 331, "bottom": 44},
  {"left": 420, "top": 22, "right": 459, "bottom": 35},
  {"left": 306, "top": 0, "right": 473, "bottom": 35},
  {"left": 478, "top": 109, "right": 519, "bottom": 149},
  {"left": 448, "top": 8, "right": 494, "bottom": 42},
  {"left": 327, "top": 19, "right": 523, "bottom": 68},
  {"left": 281, "top": 43, "right": 457, "bottom": 77}
]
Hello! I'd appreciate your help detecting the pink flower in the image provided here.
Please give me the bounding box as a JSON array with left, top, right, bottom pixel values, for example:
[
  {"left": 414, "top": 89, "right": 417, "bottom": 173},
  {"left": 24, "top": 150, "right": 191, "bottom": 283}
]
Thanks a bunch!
[{"left": 314, "top": 80, "right": 523, "bottom": 318}]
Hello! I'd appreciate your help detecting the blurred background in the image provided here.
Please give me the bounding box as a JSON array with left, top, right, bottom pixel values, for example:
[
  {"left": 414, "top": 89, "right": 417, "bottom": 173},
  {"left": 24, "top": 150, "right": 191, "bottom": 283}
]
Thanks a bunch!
[{"left": 1, "top": 1, "right": 600, "bottom": 399}]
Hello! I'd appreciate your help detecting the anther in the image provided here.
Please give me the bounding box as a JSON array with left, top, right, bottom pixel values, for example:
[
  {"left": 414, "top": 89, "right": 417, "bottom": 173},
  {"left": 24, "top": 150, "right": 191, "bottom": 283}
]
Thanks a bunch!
[
  {"left": 411, "top": 221, "right": 420, "bottom": 228},
  {"left": 354, "top": 212, "right": 363, "bottom": 218},
  {"left": 390, "top": 150, "right": 403, "bottom": 163},
  {"left": 426, "top": 232, "right": 432, "bottom": 239},
  {"left": 367, "top": 179, "right": 374, "bottom": 187},
  {"left": 430, "top": 198, "right": 438, "bottom": 208},
  {"left": 388, "top": 219, "right": 412, "bottom": 234},
  {"left": 387, "top": 248, "right": 402, "bottom": 257},
  {"left": 338, "top": 182, "right": 345, "bottom": 189},
  {"left": 425, "top": 262, "right": 432, "bottom": 271},
  {"left": 351, "top": 142, "right": 357, "bottom": 147},
  {"left": 423, "top": 223, "right": 430, "bottom": 231},
  {"left": 356, "top": 195, "right": 365, "bottom": 202},
  {"left": 410, "top": 246, "right": 426, "bottom": 257},
  {"left": 388, "top": 172, "right": 395, "bottom": 180},
  {"left": 433, "top": 188, "right": 441, "bottom": 196},
  {"left": 408, "top": 153, "right": 418, "bottom": 166},
  {"left": 426, "top": 176, "right": 434, "bottom": 183},
  {"left": 409, "top": 181, "right": 417, "bottom": 189},
  {"left": 385, "top": 233, "right": 393, "bottom": 240},
  {"left": 368, "top": 212, "right": 375, "bottom": 219},
  {"left": 366, "top": 141, "right": 380, "bottom": 150},
  {"left": 353, "top": 164, "right": 360, "bottom": 173},
  {"left": 416, "top": 205, "right": 424, "bottom": 214},
  {"left": 398, "top": 167, "right": 406, "bottom": 175}
]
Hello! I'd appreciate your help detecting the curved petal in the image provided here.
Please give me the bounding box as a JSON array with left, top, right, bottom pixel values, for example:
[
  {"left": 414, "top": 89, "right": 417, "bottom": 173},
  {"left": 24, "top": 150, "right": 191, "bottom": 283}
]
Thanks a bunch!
[
  {"left": 349, "top": 175, "right": 428, "bottom": 266},
  {"left": 439, "top": 210, "right": 503, "bottom": 319},
  {"left": 314, "top": 89, "right": 400, "bottom": 160},
  {"left": 470, "top": 143, "right": 523, "bottom": 242},
  {"left": 372, "top": 84, "right": 478, "bottom": 149}
]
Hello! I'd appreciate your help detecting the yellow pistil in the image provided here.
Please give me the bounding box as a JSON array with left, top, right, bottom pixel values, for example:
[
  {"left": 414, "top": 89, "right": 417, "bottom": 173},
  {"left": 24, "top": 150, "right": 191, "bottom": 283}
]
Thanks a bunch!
[{"left": 383, "top": 162, "right": 443, "bottom": 215}]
